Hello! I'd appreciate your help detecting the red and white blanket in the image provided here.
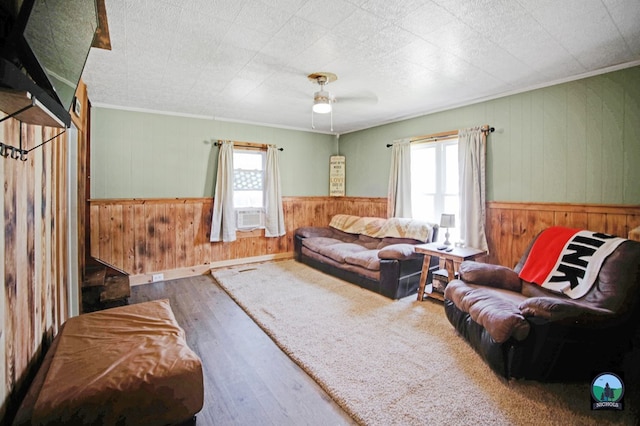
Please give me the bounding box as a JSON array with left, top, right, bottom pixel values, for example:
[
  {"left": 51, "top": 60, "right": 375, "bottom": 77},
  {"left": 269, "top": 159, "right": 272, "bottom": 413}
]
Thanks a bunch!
[{"left": 518, "top": 227, "right": 626, "bottom": 299}]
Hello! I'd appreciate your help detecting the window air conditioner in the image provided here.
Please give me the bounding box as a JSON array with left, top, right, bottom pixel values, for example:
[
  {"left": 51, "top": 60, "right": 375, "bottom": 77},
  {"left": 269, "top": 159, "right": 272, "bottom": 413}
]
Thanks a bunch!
[{"left": 236, "top": 208, "right": 265, "bottom": 230}]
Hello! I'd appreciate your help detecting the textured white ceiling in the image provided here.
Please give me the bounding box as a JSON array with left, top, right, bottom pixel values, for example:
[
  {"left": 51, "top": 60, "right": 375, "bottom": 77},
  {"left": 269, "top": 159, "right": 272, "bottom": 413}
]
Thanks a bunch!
[{"left": 82, "top": 0, "right": 640, "bottom": 134}]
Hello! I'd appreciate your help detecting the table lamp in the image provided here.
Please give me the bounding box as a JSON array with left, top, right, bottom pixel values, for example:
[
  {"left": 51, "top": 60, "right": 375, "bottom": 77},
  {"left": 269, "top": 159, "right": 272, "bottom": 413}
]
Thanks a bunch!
[{"left": 440, "top": 213, "right": 455, "bottom": 246}]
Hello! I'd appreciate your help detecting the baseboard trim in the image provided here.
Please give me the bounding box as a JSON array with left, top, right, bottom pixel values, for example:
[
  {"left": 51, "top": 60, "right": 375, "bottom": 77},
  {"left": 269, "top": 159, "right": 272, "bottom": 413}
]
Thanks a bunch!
[
  {"left": 129, "top": 265, "right": 211, "bottom": 286},
  {"left": 210, "top": 252, "right": 294, "bottom": 269},
  {"left": 129, "top": 253, "right": 296, "bottom": 286}
]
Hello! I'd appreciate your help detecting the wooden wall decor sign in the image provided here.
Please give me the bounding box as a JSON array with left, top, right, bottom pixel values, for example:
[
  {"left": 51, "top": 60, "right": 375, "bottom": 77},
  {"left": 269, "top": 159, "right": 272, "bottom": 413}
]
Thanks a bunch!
[{"left": 329, "top": 155, "right": 345, "bottom": 197}]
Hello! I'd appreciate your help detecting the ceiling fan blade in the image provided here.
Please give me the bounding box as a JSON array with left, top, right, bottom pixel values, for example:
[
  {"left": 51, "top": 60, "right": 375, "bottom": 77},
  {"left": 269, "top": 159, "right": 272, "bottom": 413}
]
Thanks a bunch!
[{"left": 334, "top": 90, "right": 378, "bottom": 105}]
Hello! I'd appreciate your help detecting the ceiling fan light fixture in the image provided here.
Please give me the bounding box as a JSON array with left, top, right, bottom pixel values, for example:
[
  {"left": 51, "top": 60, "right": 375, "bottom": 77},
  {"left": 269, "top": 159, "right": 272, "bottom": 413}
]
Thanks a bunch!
[{"left": 313, "top": 90, "right": 332, "bottom": 113}]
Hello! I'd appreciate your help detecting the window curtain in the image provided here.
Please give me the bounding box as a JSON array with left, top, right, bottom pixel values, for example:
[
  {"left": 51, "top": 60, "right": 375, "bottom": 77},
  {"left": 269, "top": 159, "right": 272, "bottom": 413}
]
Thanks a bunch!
[
  {"left": 387, "top": 139, "right": 412, "bottom": 218},
  {"left": 210, "top": 141, "right": 236, "bottom": 242},
  {"left": 264, "top": 145, "right": 286, "bottom": 237},
  {"left": 458, "top": 127, "right": 488, "bottom": 252}
]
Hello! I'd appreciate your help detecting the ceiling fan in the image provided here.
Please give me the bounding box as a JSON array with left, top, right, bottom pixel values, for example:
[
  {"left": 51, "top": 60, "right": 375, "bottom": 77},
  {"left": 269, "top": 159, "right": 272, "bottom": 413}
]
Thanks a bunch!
[
  {"left": 307, "top": 71, "right": 377, "bottom": 132},
  {"left": 308, "top": 72, "right": 336, "bottom": 131}
]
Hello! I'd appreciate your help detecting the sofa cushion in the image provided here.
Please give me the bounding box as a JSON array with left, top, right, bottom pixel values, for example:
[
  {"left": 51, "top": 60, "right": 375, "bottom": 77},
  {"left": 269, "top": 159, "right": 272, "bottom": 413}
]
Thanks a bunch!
[
  {"left": 301, "top": 237, "right": 343, "bottom": 253},
  {"left": 345, "top": 250, "right": 381, "bottom": 271},
  {"left": 330, "top": 229, "right": 360, "bottom": 242},
  {"left": 316, "top": 243, "right": 368, "bottom": 264},
  {"left": 377, "top": 218, "right": 434, "bottom": 242},
  {"left": 378, "top": 237, "right": 423, "bottom": 249},
  {"left": 458, "top": 261, "right": 522, "bottom": 293},
  {"left": 329, "top": 214, "right": 386, "bottom": 236},
  {"left": 445, "top": 281, "right": 530, "bottom": 343},
  {"left": 358, "top": 234, "right": 382, "bottom": 249},
  {"left": 378, "top": 244, "right": 420, "bottom": 260},
  {"left": 301, "top": 247, "right": 381, "bottom": 281},
  {"left": 295, "top": 226, "right": 337, "bottom": 239},
  {"left": 329, "top": 214, "right": 362, "bottom": 232},
  {"left": 328, "top": 215, "right": 435, "bottom": 243}
]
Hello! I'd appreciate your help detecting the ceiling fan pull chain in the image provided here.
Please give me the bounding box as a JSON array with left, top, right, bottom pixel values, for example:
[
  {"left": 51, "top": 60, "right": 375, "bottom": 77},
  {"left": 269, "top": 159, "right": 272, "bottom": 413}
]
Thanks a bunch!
[
  {"left": 311, "top": 109, "right": 315, "bottom": 129},
  {"left": 330, "top": 109, "right": 333, "bottom": 132}
]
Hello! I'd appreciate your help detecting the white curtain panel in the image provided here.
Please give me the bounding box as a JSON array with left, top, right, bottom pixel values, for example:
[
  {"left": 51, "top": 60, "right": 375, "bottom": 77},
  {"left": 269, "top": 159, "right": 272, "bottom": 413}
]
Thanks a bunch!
[
  {"left": 458, "top": 127, "right": 488, "bottom": 252},
  {"left": 264, "top": 145, "right": 286, "bottom": 237},
  {"left": 387, "top": 139, "right": 412, "bottom": 218},
  {"left": 210, "top": 141, "right": 236, "bottom": 242}
]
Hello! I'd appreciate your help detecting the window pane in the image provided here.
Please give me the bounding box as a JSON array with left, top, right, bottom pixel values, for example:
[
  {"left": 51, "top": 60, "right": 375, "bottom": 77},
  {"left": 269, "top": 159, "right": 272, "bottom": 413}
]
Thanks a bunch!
[
  {"left": 443, "top": 196, "right": 459, "bottom": 218},
  {"left": 234, "top": 190, "right": 263, "bottom": 208},
  {"left": 445, "top": 143, "right": 458, "bottom": 194},
  {"left": 234, "top": 152, "right": 263, "bottom": 170},
  {"left": 409, "top": 138, "right": 460, "bottom": 237},
  {"left": 411, "top": 146, "right": 436, "bottom": 193},
  {"left": 413, "top": 195, "right": 435, "bottom": 221},
  {"left": 234, "top": 169, "right": 263, "bottom": 190},
  {"left": 411, "top": 145, "right": 438, "bottom": 221},
  {"left": 233, "top": 150, "right": 265, "bottom": 209}
]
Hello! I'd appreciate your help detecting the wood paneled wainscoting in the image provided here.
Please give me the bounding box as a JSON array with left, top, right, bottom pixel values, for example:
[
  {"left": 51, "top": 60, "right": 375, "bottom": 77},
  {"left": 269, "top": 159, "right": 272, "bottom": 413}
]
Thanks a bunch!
[
  {"left": 1, "top": 119, "right": 70, "bottom": 422},
  {"left": 90, "top": 198, "right": 640, "bottom": 284},
  {"left": 89, "top": 197, "right": 387, "bottom": 283},
  {"left": 487, "top": 202, "right": 640, "bottom": 268}
]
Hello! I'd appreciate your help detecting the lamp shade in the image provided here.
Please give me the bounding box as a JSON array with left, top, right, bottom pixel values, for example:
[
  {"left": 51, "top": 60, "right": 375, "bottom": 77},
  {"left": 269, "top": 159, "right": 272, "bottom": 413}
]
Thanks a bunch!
[
  {"left": 440, "top": 213, "right": 455, "bottom": 228},
  {"left": 313, "top": 90, "right": 332, "bottom": 113}
]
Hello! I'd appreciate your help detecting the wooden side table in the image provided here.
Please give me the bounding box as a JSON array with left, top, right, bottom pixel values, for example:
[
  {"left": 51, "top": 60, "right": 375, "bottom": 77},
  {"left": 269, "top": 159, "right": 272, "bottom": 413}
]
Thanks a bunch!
[{"left": 415, "top": 242, "right": 486, "bottom": 301}]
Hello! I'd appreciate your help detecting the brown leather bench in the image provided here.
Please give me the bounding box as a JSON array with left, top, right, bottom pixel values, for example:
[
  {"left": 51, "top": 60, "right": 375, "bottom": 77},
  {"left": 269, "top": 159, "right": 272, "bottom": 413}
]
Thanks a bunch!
[{"left": 13, "top": 299, "right": 204, "bottom": 425}]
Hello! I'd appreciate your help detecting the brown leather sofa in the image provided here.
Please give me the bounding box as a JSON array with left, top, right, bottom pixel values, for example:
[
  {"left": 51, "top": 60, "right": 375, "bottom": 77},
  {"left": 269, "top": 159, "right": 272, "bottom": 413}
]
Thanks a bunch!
[
  {"left": 295, "top": 215, "right": 439, "bottom": 299},
  {"left": 444, "top": 228, "right": 640, "bottom": 381}
]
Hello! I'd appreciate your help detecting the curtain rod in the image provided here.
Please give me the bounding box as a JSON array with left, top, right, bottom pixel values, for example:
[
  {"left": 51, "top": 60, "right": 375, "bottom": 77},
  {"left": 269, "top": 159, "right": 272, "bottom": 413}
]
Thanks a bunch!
[
  {"left": 386, "top": 126, "right": 494, "bottom": 148},
  {"left": 214, "top": 140, "right": 284, "bottom": 151}
]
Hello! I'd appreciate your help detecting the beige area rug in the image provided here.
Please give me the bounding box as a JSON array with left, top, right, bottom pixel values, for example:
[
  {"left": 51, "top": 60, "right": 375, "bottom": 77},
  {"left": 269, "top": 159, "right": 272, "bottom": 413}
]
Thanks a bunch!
[{"left": 211, "top": 260, "right": 638, "bottom": 426}]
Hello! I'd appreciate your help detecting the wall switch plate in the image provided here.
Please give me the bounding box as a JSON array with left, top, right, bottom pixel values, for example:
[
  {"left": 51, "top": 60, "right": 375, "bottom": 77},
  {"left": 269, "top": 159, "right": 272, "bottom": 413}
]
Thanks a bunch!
[{"left": 152, "top": 273, "right": 164, "bottom": 282}]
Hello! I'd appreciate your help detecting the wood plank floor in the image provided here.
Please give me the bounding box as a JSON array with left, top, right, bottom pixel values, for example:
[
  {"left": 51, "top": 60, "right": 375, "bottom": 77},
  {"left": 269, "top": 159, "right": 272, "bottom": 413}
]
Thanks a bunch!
[{"left": 130, "top": 274, "right": 356, "bottom": 426}]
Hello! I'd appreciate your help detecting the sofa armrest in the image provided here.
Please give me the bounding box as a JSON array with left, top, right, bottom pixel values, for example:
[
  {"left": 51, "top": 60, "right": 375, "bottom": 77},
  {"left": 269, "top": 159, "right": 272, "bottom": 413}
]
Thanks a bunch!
[
  {"left": 378, "top": 244, "right": 422, "bottom": 261},
  {"left": 458, "top": 261, "right": 522, "bottom": 293},
  {"left": 519, "top": 297, "right": 616, "bottom": 326},
  {"left": 295, "top": 226, "right": 336, "bottom": 239}
]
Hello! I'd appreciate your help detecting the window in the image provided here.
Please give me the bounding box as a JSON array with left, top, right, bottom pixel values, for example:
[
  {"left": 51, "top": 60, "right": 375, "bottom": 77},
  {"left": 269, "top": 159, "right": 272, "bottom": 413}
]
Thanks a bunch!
[
  {"left": 411, "top": 139, "right": 460, "bottom": 242},
  {"left": 233, "top": 149, "right": 265, "bottom": 209}
]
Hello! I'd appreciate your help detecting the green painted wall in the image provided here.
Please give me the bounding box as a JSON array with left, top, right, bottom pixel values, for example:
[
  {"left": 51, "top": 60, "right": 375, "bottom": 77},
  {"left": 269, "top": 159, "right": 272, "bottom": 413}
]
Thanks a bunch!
[
  {"left": 91, "top": 66, "right": 640, "bottom": 204},
  {"left": 90, "top": 108, "right": 336, "bottom": 198},
  {"left": 339, "top": 66, "right": 640, "bottom": 204}
]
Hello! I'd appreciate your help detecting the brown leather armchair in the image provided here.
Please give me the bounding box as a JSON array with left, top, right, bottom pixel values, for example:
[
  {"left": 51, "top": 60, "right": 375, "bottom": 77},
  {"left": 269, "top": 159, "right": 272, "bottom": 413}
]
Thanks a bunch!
[{"left": 444, "top": 229, "right": 640, "bottom": 381}]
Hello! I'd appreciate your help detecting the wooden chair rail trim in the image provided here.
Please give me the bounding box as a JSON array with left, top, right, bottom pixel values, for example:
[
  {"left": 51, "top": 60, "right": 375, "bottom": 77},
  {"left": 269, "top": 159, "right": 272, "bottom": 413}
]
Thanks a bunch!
[
  {"left": 88, "top": 196, "right": 388, "bottom": 206},
  {"left": 89, "top": 198, "right": 639, "bottom": 213},
  {"left": 88, "top": 197, "right": 213, "bottom": 205},
  {"left": 488, "top": 201, "right": 640, "bottom": 214},
  {"left": 283, "top": 196, "right": 385, "bottom": 202}
]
